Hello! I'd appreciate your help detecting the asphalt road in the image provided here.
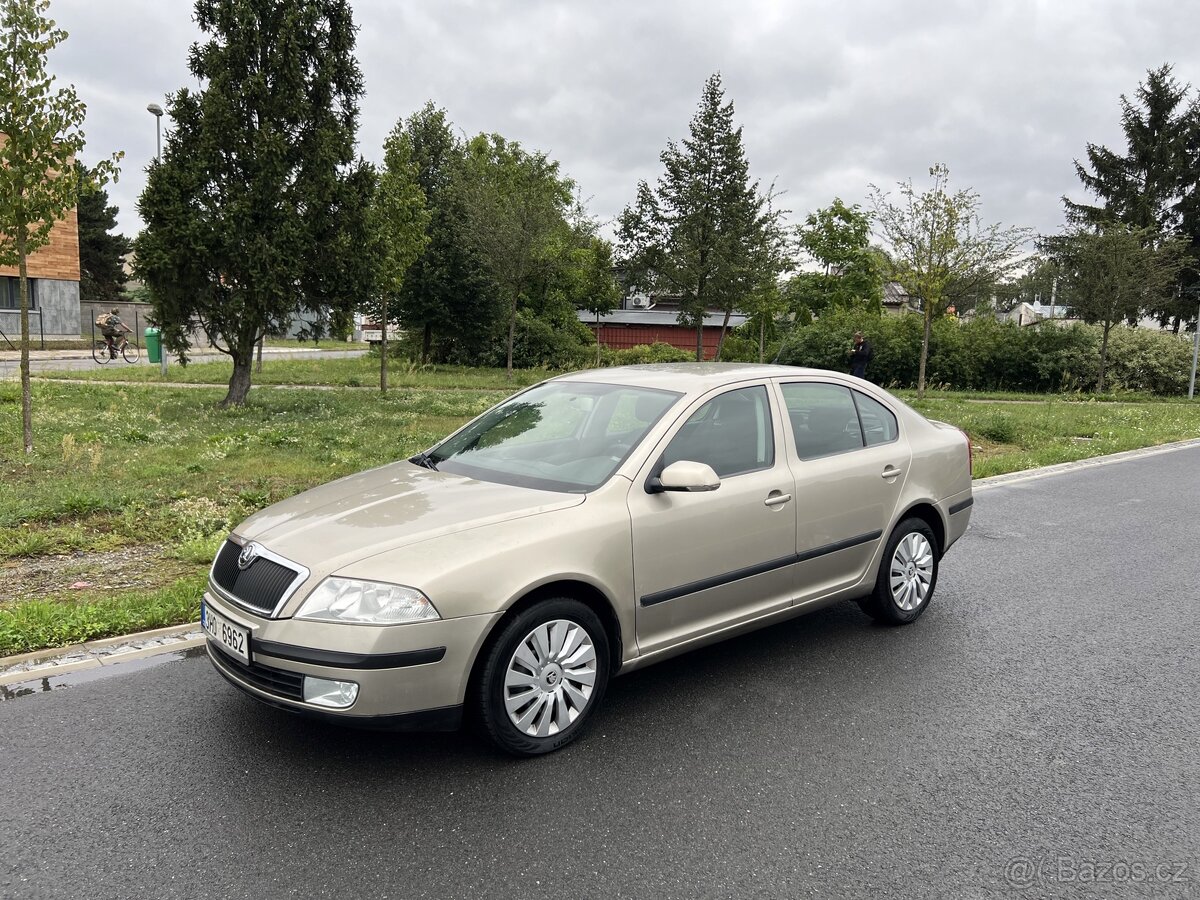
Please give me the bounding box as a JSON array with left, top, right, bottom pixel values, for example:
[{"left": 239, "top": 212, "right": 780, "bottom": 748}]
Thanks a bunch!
[{"left": 2, "top": 448, "right": 1199, "bottom": 900}]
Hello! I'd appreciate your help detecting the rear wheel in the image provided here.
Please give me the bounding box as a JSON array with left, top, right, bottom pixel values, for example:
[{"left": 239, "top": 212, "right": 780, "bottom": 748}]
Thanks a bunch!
[
  {"left": 93, "top": 340, "right": 112, "bottom": 364},
  {"left": 858, "top": 517, "right": 939, "bottom": 625},
  {"left": 476, "top": 598, "right": 610, "bottom": 756}
]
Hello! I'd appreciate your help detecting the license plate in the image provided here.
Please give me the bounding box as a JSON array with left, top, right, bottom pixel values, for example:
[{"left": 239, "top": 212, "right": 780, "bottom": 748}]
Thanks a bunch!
[{"left": 202, "top": 601, "right": 250, "bottom": 665}]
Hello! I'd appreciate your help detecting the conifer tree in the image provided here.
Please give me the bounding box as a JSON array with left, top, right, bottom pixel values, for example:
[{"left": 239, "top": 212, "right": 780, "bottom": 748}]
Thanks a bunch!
[
  {"left": 617, "top": 73, "right": 783, "bottom": 360},
  {"left": 1064, "top": 64, "right": 1200, "bottom": 330},
  {"left": 135, "top": 0, "right": 370, "bottom": 407},
  {"left": 77, "top": 167, "right": 131, "bottom": 307}
]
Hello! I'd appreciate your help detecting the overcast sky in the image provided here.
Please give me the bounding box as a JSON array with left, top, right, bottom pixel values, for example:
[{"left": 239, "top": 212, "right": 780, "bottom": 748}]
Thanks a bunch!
[{"left": 46, "top": 0, "right": 1200, "bottom": 251}]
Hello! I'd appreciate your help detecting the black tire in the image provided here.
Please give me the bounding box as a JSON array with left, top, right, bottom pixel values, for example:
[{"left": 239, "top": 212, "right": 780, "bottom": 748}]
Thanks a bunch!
[
  {"left": 475, "top": 598, "right": 610, "bottom": 756},
  {"left": 122, "top": 342, "right": 140, "bottom": 363},
  {"left": 93, "top": 341, "right": 112, "bottom": 365},
  {"left": 858, "top": 517, "right": 939, "bottom": 626}
]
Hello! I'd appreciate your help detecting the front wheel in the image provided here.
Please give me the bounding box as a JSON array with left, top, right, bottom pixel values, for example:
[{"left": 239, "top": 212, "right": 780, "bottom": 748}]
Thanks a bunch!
[
  {"left": 475, "top": 598, "right": 610, "bottom": 756},
  {"left": 858, "top": 518, "right": 939, "bottom": 625},
  {"left": 122, "top": 342, "right": 140, "bottom": 363}
]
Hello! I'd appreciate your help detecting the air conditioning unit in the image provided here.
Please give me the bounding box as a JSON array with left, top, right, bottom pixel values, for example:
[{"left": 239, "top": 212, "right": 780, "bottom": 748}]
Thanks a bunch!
[{"left": 629, "top": 295, "right": 652, "bottom": 309}]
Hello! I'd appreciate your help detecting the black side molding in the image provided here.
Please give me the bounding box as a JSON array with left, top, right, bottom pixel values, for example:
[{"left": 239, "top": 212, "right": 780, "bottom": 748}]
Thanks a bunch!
[
  {"left": 949, "top": 497, "right": 974, "bottom": 515},
  {"left": 641, "top": 554, "right": 796, "bottom": 608},
  {"left": 640, "top": 530, "right": 883, "bottom": 608},
  {"left": 254, "top": 640, "right": 446, "bottom": 670}
]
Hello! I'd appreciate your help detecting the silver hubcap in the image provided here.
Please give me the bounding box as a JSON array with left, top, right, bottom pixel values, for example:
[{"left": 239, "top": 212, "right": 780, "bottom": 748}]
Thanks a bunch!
[
  {"left": 890, "top": 532, "right": 934, "bottom": 611},
  {"left": 504, "top": 619, "right": 598, "bottom": 737}
]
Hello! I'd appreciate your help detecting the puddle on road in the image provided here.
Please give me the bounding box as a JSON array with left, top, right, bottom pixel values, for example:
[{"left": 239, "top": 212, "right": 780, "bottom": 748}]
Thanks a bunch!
[{"left": 0, "top": 646, "right": 207, "bottom": 702}]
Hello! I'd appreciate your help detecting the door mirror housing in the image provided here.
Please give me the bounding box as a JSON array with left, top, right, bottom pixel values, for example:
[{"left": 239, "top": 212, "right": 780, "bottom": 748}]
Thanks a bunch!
[{"left": 651, "top": 460, "right": 721, "bottom": 493}]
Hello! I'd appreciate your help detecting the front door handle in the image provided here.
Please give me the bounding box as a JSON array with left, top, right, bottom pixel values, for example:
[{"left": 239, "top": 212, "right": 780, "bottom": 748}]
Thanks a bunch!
[
  {"left": 764, "top": 492, "right": 792, "bottom": 508},
  {"left": 882, "top": 466, "right": 903, "bottom": 480}
]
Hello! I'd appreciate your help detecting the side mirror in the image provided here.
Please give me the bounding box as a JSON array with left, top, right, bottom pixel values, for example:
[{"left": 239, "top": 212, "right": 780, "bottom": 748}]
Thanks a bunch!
[{"left": 650, "top": 460, "right": 721, "bottom": 493}]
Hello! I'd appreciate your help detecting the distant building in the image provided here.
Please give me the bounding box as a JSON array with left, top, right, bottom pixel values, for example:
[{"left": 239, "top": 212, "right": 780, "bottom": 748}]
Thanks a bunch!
[
  {"left": 0, "top": 135, "right": 83, "bottom": 342},
  {"left": 882, "top": 282, "right": 915, "bottom": 316},
  {"left": 577, "top": 308, "right": 747, "bottom": 359}
]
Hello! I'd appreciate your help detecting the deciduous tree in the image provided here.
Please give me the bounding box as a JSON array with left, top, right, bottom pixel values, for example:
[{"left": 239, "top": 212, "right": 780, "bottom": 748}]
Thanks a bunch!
[
  {"left": 397, "top": 102, "right": 496, "bottom": 363},
  {"left": 135, "top": 0, "right": 370, "bottom": 407},
  {"left": 368, "top": 127, "right": 429, "bottom": 391},
  {"left": 1041, "top": 225, "right": 1188, "bottom": 392},
  {"left": 0, "top": 0, "right": 121, "bottom": 453},
  {"left": 870, "top": 164, "right": 1030, "bottom": 398},
  {"left": 568, "top": 236, "right": 621, "bottom": 366},
  {"left": 459, "top": 134, "right": 574, "bottom": 378},
  {"left": 797, "top": 198, "right": 883, "bottom": 312}
]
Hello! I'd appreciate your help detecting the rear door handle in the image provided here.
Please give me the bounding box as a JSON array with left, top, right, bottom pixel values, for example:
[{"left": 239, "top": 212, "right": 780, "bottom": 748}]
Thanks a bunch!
[
  {"left": 882, "top": 466, "right": 903, "bottom": 480},
  {"left": 764, "top": 492, "right": 792, "bottom": 507}
]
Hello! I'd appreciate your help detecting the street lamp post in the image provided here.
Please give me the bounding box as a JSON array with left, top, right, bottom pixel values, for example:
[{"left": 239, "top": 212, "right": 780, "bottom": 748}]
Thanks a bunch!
[
  {"left": 146, "top": 103, "right": 163, "bottom": 160},
  {"left": 146, "top": 103, "right": 167, "bottom": 375}
]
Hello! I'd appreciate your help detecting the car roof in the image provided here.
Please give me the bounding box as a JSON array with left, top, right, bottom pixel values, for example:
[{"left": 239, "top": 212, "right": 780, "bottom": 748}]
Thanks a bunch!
[{"left": 551, "top": 363, "right": 851, "bottom": 394}]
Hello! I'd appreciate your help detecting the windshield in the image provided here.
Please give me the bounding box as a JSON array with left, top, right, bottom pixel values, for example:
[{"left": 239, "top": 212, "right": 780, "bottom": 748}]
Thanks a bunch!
[{"left": 429, "top": 381, "right": 681, "bottom": 492}]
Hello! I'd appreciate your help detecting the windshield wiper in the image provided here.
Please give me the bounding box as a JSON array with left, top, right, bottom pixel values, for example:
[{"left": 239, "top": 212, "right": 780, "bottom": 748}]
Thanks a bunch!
[{"left": 409, "top": 452, "right": 439, "bottom": 471}]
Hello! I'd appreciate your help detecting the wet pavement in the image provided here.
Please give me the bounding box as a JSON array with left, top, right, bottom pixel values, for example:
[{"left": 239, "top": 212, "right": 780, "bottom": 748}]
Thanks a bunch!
[{"left": 1, "top": 446, "right": 1199, "bottom": 899}]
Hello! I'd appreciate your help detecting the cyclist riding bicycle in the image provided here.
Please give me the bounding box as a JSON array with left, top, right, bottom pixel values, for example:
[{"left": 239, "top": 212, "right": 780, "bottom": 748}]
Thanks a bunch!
[{"left": 97, "top": 307, "right": 131, "bottom": 359}]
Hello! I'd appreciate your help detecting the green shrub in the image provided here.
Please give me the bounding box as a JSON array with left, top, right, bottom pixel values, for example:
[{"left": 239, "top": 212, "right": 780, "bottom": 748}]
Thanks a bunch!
[
  {"left": 479, "top": 310, "right": 593, "bottom": 370},
  {"left": 1103, "top": 327, "right": 1194, "bottom": 394},
  {"left": 602, "top": 342, "right": 693, "bottom": 365},
  {"left": 775, "top": 310, "right": 1195, "bottom": 395}
]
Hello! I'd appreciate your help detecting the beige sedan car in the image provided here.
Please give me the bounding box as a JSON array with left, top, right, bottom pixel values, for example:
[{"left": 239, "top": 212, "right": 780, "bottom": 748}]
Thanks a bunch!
[{"left": 203, "top": 364, "right": 972, "bottom": 754}]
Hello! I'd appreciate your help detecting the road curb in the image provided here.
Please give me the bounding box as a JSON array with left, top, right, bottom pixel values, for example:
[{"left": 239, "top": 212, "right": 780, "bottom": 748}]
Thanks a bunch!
[
  {"left": 3, "top": 436, "right": 1199, "bottom": 685},
  {"left": 972, "top": 437, "right": 1200, "bottom": 490},
  {"left": 0, "top": 622, "right": 203, "bottom": 686}
]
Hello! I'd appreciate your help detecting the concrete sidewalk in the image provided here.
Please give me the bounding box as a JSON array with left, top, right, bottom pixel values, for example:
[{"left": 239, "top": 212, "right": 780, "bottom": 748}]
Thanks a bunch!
[
  {"left": 0, "top": 345, "right": 367, "bottom": 376},
  {"left": 0, "top": 345, "right": 362, "bottom": 362}
]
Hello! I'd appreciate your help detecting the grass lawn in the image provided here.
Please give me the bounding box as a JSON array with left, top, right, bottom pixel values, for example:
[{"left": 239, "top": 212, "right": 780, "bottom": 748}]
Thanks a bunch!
[{"left": 2, "top": 374, "right": 1199, "bottom": 656}]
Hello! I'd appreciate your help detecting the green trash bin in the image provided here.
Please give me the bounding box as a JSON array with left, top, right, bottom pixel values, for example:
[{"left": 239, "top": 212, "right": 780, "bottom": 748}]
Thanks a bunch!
[{"left": 145, "top": 327, "right": 162, "bottom": 364}]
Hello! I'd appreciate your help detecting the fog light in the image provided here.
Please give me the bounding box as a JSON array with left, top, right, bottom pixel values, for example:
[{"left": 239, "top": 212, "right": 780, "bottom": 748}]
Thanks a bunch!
[{"left": 302, "top": 676, "right": 359, "bottom": 709}]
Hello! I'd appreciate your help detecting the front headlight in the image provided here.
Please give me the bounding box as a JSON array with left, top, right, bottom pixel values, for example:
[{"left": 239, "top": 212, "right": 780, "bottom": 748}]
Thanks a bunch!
[{"left": 295, "top": 577, "right": 440, "bottom": 625}]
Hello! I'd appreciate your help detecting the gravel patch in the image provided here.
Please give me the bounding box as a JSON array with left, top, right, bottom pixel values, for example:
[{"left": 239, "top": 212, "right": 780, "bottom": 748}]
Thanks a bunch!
[{"left": 0, "top": 544, "right": 190, "bottom": 603}]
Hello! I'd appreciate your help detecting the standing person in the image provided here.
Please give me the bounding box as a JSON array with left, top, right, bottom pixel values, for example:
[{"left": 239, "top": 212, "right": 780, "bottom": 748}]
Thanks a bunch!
[
  {"left": 848, "top": 331, "right": 873, "bottom": 379},
  {"left": 98, "top": 307, "right": 131, "bottom": 359}
]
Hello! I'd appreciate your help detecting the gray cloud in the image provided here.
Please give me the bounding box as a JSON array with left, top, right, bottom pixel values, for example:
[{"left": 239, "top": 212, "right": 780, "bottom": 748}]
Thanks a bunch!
[{"left": 45, "top": 0, "right": 1200, "bottom": 254}]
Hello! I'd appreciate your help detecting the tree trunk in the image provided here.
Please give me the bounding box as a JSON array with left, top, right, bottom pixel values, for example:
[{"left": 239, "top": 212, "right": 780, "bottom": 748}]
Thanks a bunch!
[
  {"left": 917, "top": 303, "right": 933, "bottom": 399},
  {"left": 221, "top": 346, "right": 254, "bottom": 408},
  {"left": 715, "top": 308, "right": 732, "bottom": 361},
  {"left": 595, "top": 310, "right": 602, "bottom": 367},
  {"left": 694, "top": 324, "right": 704, "bottom": 361},
  {"left": 255, "top": 335, "right": 264, "bottom": 373},
  {"left": 17, "top": 229, "right": 33, "bottom": 454},
  {"left": 1097, "top": 321, "right": 1112, "bottom": 393},
  {"left": 505, "top": 296, "right": 517, "bottom": 380},
  {"left": 422, "top": 322, "right": 432, "bottom": 365},
  {"left": 758, "top": 317, "right": 765, "bottom": 363},
  {"left": 380, "top": 295, "right": 389, "bottom": 393}
]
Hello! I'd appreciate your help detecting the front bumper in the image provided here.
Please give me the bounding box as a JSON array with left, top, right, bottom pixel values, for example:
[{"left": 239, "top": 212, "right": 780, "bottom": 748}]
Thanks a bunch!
[{"left": 202, "top": 588, "right": 500, "bottom": 726}]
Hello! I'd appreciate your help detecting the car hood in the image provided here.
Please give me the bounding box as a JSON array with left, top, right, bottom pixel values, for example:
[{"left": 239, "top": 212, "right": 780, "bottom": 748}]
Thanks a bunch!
[{"left": 234, "top": 461, "right": 585, "bottom": 575}]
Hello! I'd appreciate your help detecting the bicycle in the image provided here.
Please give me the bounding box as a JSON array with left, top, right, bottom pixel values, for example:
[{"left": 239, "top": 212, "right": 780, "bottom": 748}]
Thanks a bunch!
[{"left": 93, "top": 334, "right": 140, "bottom": 364}]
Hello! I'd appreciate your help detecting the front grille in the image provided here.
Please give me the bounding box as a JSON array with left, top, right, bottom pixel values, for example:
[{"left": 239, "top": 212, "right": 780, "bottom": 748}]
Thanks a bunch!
[
  {"left": 209, "top": 642, "right": 305, "bottom": 701},
  {"left": 211, "top": 539, "right": 301, "bottom": 616}
]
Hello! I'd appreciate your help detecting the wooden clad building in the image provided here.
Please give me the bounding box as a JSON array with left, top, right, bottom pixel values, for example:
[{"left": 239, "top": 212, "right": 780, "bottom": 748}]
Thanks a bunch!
[{"left": 0, "top": 135, "right": 83, "bottom": 342}]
